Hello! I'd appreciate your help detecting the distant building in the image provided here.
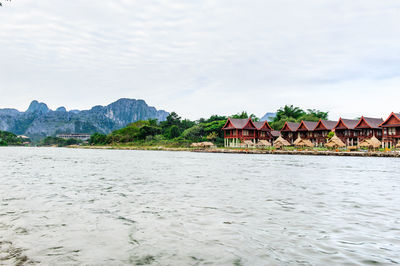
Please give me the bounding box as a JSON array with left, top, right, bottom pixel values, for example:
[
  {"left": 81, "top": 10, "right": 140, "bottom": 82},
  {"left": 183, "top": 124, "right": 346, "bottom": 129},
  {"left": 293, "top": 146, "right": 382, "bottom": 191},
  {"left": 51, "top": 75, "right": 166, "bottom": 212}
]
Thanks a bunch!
[
  {"left": 56, "top": 133, "right": 91, "bottom": 141},
  {"left": 380, "top": 113, "right": 400, "bottom": 148}
]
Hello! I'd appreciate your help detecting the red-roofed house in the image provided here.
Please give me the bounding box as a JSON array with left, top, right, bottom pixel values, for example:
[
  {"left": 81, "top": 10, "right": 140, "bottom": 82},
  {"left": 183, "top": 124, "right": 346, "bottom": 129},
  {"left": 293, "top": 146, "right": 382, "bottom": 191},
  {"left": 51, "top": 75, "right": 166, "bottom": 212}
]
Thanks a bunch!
[
  {"left": 379, "top": 113, "right": 400, "bottom": 148},
  {"left": 313, "top": 120, "right": 337, "bottom": 146},
  {"left": 253, "top": 121, "right": 273, "bottom": 142},
  {"left": 280, "top": 122, "right": 299, "bottom": 145},
  {"left": 334, "top": 118, "right": 360, "bottom": 146},
  {"left": 354, "top": 116, "right": 383, "bottom": 142},
  {"left": 222, "top": 118, "right": 257, "bottom": 147},
  {"left": 296, "top": 121, "right": 318, "bottom": 144}
]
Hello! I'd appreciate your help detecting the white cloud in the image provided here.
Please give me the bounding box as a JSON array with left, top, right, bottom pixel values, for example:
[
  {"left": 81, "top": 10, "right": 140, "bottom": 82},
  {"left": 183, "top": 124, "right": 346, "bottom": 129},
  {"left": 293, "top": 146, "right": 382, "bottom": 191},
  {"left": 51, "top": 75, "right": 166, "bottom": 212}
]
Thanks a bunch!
[{"left": 0, "top": 0, "right": 399, "bottom": 119}]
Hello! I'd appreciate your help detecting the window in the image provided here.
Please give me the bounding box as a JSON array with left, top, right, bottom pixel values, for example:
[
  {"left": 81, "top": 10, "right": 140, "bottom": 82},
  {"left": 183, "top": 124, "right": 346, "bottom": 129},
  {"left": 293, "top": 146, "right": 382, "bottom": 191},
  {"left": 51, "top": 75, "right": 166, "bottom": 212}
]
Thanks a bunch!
[
  {"left": 243, "top": 130, "right": 249, "bottom": 136},
  {"left": 260, "top": 132, "right": 266, "bottom": 137}
]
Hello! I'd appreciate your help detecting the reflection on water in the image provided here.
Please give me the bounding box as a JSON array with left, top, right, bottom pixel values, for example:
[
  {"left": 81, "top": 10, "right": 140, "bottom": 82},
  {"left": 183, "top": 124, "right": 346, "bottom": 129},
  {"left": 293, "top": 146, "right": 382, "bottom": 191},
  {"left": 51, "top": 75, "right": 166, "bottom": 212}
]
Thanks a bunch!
[{"left": 0, "top": 147, "right": 399, "bottom": 265}]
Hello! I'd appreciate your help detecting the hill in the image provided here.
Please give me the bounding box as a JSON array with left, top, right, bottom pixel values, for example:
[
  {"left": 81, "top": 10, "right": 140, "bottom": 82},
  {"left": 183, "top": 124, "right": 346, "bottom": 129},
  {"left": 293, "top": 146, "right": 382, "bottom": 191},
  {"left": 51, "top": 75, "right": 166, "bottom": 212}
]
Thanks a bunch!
[{"left": 0, "top": 99, "right": 169, "bottom": 139}]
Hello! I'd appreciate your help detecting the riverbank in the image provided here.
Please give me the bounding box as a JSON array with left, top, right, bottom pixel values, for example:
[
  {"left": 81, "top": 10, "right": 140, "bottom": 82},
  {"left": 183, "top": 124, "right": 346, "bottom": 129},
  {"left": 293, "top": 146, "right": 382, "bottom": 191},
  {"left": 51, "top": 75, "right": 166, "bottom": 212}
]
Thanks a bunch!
[{"left": 68, "top": 145, "right": 400, "bottom": 158}]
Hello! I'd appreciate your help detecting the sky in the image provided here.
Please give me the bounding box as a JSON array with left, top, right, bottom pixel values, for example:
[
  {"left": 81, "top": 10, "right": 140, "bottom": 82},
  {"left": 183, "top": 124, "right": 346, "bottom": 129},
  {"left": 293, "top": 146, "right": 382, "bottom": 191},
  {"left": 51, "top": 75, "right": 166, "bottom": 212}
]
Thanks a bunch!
[{"left": 1, "top": 0, "right": 400, "bottom": 120}]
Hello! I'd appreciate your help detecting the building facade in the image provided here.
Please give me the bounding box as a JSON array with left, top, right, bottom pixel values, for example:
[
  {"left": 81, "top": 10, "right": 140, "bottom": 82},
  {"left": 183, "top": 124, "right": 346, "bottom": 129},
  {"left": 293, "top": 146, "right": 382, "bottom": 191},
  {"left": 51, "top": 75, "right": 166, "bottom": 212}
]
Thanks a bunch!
[
  {"left": 280, "top": 122, "right": 300, "bottom": 145},
  {"left": 380, "top": 113, "right": 400, "bottom": 148}
]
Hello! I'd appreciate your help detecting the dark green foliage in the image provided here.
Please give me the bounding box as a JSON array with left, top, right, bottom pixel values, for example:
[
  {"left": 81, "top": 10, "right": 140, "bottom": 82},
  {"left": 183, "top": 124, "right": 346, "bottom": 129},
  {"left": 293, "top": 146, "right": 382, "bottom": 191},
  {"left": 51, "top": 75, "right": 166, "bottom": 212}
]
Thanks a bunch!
[
  {"left": 168, "top": 125, "right": 181, "bottom": 139},
  {"left": 270, "top": 105, "right": 329, "bottom": 130},
  {"left": 41, "top": 136, "right": 82, "bottom": 147},
  {"left": 137, "top": 125, "right": 161, "bottom": 140},
  {"left": 0, "top": 130, "right": 23, "bottom": 146},
  {"left": 89, "top": 133, "right": 110, "bottom": 145}
]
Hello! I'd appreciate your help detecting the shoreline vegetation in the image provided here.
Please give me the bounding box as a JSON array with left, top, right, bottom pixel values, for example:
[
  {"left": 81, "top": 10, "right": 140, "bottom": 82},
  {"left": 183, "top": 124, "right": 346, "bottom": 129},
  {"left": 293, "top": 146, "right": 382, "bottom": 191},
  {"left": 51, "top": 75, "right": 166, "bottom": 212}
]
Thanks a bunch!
[{"left": 2, "top": 105, "right": 400, "bottom": 157}]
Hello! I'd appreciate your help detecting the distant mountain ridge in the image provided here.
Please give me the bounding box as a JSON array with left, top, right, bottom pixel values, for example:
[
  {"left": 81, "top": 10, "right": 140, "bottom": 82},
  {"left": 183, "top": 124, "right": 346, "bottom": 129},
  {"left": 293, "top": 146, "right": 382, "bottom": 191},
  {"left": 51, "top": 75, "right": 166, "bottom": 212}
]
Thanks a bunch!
[
  {"left": 260, "top": 112, "right": 276, "bottom": 122},
  {"left": 0, "top": 99, "right": 169, "bottom": 139}
]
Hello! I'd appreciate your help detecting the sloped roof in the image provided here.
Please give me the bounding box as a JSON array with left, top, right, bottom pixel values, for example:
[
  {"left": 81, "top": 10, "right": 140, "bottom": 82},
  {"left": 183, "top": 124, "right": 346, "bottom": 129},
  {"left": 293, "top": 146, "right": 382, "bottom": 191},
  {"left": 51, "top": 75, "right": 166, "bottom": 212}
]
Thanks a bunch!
[
  {"left": 315, "top": 120, "right": 337, "bottom": 131},
  {"left": 326, "top": 135, "right": 346, "bottom": 148},
  {"left": 297, "top": 121, "right": 318, "bottom": 131},
  {"left": 281, "top": 122, "right": 300, "bottom": 132},
  {"left": 379, "top": 113, "right": 400, "bottom": 127},
  {"left": 222, "top": 118, "right": 256, "bottom": 130},
  {"left": 355, "top": 117, "right": 383, "bottom": 129},
  {"left": 334, "top": 118, "right": 359, "bottom": 130},
  {"left": 253, "top": 121, "right": 272, "bottom": 131},
  {"left": 271, "top": 130, "right": 281, "bottom": 137}
]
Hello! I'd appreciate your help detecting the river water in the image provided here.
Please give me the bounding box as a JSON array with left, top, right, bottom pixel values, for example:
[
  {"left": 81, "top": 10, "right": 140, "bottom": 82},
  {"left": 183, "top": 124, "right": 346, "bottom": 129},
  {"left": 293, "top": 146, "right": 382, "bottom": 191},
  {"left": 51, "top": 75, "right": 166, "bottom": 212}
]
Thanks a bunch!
[{"left": 0, "top": 147, "right": 399, "bottom": 265}]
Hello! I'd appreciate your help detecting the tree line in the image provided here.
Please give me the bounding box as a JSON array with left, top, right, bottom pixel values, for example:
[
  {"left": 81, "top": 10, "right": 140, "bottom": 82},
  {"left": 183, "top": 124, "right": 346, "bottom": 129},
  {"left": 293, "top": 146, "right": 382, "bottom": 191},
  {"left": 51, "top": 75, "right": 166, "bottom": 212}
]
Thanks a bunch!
[{"left": 88, "top": 105, "right": 328, "bottom": 146}]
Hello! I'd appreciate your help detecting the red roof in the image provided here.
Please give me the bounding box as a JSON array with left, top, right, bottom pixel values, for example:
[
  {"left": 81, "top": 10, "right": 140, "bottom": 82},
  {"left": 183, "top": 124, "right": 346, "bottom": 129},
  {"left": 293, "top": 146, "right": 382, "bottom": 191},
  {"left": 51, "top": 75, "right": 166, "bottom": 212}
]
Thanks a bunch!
[
  {"left": 222, "top": 118, "right": 256, "bottom": 130},
  {"left": 334, "top": 118, "right": 359, "bottom": 130},
  {"left": 355, "top": 116, "right": 383, "bottom": 129},
  {"left": 280, "top": 122, "right": 300, "bottom": 132},
  {"left": 253, "top": 121, "right": 272, "bottom": 131},
  {"left": 271, "top": 130, "right": 281, "bottom": 137},
  {"left": 314, "top": 120, "right": 337, "bottom": 131},
  {"left": 379, "top": 113, "right": 400, "bottom": 127},
  {"left": 296, "top": 121, "right": 318, "bottom": 131}
]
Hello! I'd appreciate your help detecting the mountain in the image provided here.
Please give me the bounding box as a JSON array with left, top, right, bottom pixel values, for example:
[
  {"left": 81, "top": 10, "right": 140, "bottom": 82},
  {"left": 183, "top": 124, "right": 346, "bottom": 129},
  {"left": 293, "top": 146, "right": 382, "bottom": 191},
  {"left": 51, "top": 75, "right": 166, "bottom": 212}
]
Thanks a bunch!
[
  {"left": 260, "top": 112, "right": 276, "bottom": 122},
  {"left": 0, "top": 99, "right": 169, "bottom": 139}
]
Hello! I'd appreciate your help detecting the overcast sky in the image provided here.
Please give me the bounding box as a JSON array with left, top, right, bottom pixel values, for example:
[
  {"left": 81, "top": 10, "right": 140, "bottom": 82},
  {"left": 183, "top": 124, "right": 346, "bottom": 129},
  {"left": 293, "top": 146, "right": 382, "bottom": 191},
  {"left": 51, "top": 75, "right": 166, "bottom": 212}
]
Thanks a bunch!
[{"left": 1, "top": 0, "right": 399, "bottom": 120}]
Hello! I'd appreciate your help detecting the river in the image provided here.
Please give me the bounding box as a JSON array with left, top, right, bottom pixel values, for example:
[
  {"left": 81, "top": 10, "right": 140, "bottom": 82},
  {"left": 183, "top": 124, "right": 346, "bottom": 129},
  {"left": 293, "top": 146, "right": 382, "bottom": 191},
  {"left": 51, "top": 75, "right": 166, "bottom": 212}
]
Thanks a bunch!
[{"left": 0, "top": 147, "right": 399, "bottom": 265}]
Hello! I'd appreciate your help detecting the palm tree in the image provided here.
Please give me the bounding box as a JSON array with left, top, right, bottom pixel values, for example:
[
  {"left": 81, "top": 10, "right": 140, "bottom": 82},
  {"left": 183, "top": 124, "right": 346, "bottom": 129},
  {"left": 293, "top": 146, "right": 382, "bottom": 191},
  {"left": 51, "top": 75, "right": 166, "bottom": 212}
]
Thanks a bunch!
[{"left": 275, "top": 105, "right": 305, "bottom": 121}]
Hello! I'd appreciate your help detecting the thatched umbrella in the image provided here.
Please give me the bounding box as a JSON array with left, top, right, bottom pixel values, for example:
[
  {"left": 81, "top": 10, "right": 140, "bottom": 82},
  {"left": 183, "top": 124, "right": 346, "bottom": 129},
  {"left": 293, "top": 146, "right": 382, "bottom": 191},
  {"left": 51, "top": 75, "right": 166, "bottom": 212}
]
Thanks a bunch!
[
  {"left": 360, "top": 136, "right": 381, "bottom": 149},
  {"left": 293, "top": 137, "right": 302, "bottom": 146},
  {"left": 368, "top": 136, "right": 381, "bottom": 149},
  {"left": 256, "top": 140, "right": 271, "bottom": 147},
  {"left": 325, "top": 135, "right": 346, "bottom": 148},
  {"left": 242, "top": 140, "right": 255, "bottom": 147},
  {"left": 295, "top": 139, "right": 314, "bottom": 147},
  {"left": 274, "top": 136, "right": 290, "bottom": 148},
  {"left": 191, "top": 142, "right": 215, "bottom": 148}
]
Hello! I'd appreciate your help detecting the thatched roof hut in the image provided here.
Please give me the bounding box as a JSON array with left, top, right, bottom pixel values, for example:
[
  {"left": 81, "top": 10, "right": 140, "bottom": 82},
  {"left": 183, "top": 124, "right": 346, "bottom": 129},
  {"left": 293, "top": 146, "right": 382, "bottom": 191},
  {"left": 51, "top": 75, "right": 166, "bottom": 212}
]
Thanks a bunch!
[
  {"left": 359, "top": 136, "right": 381, "bottom": 149},
  {"left": 241, "top": 140, "right": 255, "bottom": 148},
  {"left": 274, "top": 136, "right": 290, "bottom": 148},
  {"left": 295, "top": 139, "right": 314, "bottom": 147},
  {"left": 293, "top": 137, "right": 302, "bottom": 146},
  {"left": 396, "top": 143, "right": 400, "bottom": 149},
  {"left": 191, "top": 142, "right": 215, "bottom": 148},
  {"left": 256, "top": 140, "right": 271, "bottom": 147},
  {"left": 325, "top": 135, "right": 345, "bottom": 148}
]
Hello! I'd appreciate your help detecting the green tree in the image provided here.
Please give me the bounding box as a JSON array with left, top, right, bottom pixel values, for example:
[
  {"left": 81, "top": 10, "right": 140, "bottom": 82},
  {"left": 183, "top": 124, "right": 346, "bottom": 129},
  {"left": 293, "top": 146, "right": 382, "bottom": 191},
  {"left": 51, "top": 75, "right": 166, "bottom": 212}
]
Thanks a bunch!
[
  {"left": 168, "top": 125, "right": 181, "bottom": 139},
  {"left": 231, "top": 111, "right": 249, "bottom": 119},
  {"left": 182, "top": 125, "right": 204, "bottom": 141},
  {"left": 137, "top": 125, "right": 161, "bottom": 140},
  {"left": 275, "top": 105, "right": 305, "bottom": 121}
]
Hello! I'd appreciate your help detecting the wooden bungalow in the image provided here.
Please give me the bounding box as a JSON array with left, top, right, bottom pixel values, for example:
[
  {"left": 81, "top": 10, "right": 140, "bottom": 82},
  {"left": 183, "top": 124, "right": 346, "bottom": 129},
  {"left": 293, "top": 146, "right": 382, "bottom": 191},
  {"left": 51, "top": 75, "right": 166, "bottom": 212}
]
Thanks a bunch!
[
  {"left": 334, "top": 118, "right": 359, "bottom": 146},
  {"left": 253, "top": 121, "right": 273, "bottom": 143},
  {"left": 280, "top": 122, "right": 300, "bottom": 145},
  {"left": 354, "top": 116, "right": 383, "bottom": 142},
  {"left": 313, "top": 120, "right": 337, "bottom": 146},
  {"left": 222, "top": 118, "right": 257, "bottom": 147},
  {"left": 296, "top": 121, "right": 318, "bottom": 144},
  {"left": 379, "top": 112, "right": 400, "bottom": 148}
]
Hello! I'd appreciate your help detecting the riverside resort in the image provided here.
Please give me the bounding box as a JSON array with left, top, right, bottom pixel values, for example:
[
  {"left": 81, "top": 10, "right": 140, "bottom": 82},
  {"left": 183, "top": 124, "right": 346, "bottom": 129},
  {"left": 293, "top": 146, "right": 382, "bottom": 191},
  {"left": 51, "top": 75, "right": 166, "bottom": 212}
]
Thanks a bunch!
[{"left": 222, "top": 112, "right": 400, "bottom": 149}]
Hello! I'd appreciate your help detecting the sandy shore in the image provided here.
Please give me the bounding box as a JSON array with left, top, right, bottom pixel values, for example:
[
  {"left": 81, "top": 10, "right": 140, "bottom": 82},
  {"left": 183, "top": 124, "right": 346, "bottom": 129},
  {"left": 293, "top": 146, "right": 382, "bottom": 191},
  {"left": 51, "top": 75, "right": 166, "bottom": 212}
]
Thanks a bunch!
[{"left": 67, "top": 145, "right": 400, "bottom": 158}]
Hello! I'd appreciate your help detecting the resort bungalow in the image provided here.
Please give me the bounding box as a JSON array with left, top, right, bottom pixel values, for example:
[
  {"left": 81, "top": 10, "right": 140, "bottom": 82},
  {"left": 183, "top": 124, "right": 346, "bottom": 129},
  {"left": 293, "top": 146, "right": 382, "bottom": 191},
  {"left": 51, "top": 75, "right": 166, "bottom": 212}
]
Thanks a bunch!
[
  {"left": 296, "top": 121, "right": 318, "bottom": 143},
  {"left": 222, "top": 118, "right": 257, "bottom": 147},
  {"left": 280, "top": 122, "right": 300, "bottom": 145},
  {"left": 354, "top": 116, "right": 383, "bottom": 142},
  {"left": 379, "top": 113, "right": 400, "bottom": 148},
  {"left": 253, "top": 121, "right": 273, "bottom": 143},
  {"left": 334, "top": 118, "right": 359, "bottom": 146},
  {"left": 313, "top": 120, "right": 337, "bottom": 146}
]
